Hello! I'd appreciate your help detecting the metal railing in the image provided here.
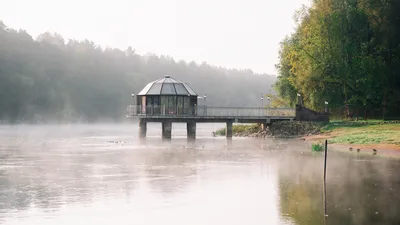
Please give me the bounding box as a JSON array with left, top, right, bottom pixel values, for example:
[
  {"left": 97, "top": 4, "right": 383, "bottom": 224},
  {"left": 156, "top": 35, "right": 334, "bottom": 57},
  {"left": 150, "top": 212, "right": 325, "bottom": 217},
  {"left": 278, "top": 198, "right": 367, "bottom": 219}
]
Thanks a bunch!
[{"left": 126, "top": 105, "right": 295, "bottom": 118}]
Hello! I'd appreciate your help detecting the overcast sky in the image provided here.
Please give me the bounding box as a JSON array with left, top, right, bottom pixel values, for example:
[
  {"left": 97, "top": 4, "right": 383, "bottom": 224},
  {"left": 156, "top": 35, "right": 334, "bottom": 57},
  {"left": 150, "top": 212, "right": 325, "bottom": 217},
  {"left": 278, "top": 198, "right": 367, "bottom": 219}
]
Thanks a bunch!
[{"left": 0, "top": 0, "right": 310, "bottom": 74}]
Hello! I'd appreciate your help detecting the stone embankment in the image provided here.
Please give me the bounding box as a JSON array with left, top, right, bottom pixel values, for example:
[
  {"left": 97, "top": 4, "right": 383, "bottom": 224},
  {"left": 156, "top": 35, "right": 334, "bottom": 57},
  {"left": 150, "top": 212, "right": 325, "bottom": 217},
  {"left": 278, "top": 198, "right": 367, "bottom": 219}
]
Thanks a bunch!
[{"left": 235, "top": 121, "right": 323, "bottom": 138}]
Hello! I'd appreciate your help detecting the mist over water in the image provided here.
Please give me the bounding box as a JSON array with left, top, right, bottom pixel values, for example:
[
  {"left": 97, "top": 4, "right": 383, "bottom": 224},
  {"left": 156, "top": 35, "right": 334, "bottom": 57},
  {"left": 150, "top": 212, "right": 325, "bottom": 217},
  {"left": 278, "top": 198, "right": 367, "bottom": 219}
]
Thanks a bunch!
[{"left": 0, "top": 124, "right": 399, "bottom": 225}]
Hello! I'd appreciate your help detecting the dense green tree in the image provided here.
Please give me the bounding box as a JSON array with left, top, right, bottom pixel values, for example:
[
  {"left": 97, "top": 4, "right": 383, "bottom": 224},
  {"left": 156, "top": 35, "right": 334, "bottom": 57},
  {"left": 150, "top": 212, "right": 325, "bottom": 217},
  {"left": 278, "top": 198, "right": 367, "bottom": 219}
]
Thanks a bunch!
[{"left": 275, "top": 0, "right": 400, "bottom": 119}]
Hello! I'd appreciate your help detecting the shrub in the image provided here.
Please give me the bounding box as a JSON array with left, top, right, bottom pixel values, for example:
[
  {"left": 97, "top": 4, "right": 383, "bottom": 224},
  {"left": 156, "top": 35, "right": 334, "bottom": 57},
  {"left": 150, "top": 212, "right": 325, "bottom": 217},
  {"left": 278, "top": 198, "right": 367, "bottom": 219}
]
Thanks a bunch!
[
  {"left": 311, "top": 142, "right": 324, "bottom": 152},
  {"left": 215, "top": 128, "right": 226, "bottom": 136},
  {"left": 214, "top": 124, "right": 261, "bottom": 136}
]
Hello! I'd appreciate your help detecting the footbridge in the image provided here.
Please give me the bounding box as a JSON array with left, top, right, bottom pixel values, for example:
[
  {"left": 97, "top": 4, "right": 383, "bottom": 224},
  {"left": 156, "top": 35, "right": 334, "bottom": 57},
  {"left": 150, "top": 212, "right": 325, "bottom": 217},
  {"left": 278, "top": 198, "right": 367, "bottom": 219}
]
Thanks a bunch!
[{"left": 127, "top": 105, "right": 297, "bottom": 139}]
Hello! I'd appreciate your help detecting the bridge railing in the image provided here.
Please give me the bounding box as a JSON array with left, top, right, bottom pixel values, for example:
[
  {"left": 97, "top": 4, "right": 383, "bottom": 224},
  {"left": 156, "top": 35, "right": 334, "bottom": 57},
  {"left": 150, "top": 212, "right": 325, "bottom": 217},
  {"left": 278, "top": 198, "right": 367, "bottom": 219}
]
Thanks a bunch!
[
  {"left": 126, "top": 105, "right": 295, "bottom": 118},
  {"left": 196, "top": 107, "right": 295, "bottom": 117}
]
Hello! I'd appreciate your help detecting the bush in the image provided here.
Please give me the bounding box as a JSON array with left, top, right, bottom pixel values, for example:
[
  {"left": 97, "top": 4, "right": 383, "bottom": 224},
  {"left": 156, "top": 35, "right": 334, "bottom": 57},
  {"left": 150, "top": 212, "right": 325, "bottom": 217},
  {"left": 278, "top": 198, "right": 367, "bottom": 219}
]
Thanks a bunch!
[
  {"left": 214, "top": 124, "right": 261, "bottom": 136},
  {"left": 311, "top": 142, "right": 324, "bottom": 152},
  {"left": 215, "top": 128, "right": 226, "bottom": 136}
]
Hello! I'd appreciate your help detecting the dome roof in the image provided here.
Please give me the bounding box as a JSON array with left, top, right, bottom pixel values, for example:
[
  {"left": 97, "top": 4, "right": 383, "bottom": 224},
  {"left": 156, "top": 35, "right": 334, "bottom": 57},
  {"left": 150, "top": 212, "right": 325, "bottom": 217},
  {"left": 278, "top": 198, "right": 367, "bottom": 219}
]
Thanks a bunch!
[{"left": 138, "top": 75, "right": 198, "bottom": 96}]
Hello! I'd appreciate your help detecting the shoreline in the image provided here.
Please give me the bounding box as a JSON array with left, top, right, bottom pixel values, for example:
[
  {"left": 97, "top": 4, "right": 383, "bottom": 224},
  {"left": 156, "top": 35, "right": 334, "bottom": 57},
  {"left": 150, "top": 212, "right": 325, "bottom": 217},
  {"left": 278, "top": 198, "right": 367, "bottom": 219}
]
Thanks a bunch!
[
  {"left": 304, "top": 133, "right": 400, "bottom": 158},
  {"left": 219, "top": 121, "right": 400, "bottom": 158}
]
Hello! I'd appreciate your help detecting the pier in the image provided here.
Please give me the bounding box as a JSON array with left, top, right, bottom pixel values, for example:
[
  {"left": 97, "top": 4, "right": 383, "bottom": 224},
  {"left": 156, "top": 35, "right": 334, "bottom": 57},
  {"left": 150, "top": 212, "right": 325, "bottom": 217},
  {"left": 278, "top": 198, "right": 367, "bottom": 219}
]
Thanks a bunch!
[
  {"left": 127, "top": 75, "right": 328, "bottom": 139},
  {"left": 127, "top": 106, "right": 295, "bottom": 139}
]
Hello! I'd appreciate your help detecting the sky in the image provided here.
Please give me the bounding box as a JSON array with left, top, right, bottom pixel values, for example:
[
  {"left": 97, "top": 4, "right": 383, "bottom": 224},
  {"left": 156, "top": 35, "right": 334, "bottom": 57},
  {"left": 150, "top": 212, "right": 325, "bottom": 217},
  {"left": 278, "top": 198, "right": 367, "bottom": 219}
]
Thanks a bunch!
[{"left": 0, "top": 0, "right": 310, "bottom": 74}]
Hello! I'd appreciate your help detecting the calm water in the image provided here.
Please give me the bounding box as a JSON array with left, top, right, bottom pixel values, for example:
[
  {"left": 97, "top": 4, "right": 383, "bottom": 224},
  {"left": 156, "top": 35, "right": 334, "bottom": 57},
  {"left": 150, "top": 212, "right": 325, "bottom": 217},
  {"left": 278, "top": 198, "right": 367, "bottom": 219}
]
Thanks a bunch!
[{"left": 0, "top": 123, "right": 399, "bottom": 225}]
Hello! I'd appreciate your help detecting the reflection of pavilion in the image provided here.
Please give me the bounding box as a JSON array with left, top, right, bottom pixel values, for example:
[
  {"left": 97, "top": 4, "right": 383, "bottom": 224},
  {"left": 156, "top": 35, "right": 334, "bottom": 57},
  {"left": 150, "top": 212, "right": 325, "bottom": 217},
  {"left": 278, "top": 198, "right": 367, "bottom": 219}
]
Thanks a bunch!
[{"left": 144, "top": 151, "right": 197, "bottom": 195}]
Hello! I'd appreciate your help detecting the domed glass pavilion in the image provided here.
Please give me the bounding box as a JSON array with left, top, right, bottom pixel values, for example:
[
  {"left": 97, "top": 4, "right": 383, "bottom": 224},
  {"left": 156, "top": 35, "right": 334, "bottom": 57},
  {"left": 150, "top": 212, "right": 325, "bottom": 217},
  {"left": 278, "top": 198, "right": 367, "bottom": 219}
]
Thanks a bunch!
[{"left": 136, "top": 75, "right": 198, "bottom": 115}]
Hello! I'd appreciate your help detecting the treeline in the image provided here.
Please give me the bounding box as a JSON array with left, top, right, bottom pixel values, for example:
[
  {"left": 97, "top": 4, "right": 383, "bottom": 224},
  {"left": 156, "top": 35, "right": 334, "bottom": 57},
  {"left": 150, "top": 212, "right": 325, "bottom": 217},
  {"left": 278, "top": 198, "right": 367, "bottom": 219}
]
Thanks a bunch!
[
  {"left": 0, "top": 21, "right": 275, "bottom": 123},
  {"left": 275, "top": 0, "right": 400, "bottom": 119}
]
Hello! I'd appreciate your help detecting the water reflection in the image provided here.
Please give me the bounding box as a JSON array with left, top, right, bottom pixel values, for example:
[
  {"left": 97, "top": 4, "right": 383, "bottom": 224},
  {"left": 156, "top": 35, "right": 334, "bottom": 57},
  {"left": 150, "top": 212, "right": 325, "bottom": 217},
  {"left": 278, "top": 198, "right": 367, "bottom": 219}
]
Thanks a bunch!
[
  {"left": 144, "top": 149, "right": 198, "bottom": 195},
  {"left": 0, "top": 124, "right": 399, "bottom": 225},
  {"left": 279, "top": 151, "right": 400, "bottom": 225},
  {"left": 0, "top": 127, "right": 141, "bottom": 215}
]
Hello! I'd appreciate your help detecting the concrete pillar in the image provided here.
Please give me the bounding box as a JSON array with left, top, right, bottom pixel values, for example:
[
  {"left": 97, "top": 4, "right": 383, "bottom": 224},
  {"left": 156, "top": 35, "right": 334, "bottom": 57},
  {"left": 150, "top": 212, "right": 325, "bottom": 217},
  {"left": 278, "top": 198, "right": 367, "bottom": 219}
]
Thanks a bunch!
[
  {"left": 139, "top": 119, "right": 147, "bottom": 138},
  {"left": 187, "top": 122, "right": 196, "bottom": 139},
  {"left": 295, "top": 104, "right": 302, "bottom": 121},
  {"left": 162, "top": 121, "right": 172, "bottom": 139},
  {"left": 226, "top": 121, "right": 233, "bottom": 138},
  {"left": 261, "top": 123, "right": 268, "bottom": 131},
  {"left": 297, "top": 95, "right": 303, "bottom": 106},
  {"left": 325, "top": 104, "right": 329, "bottom": 113}
]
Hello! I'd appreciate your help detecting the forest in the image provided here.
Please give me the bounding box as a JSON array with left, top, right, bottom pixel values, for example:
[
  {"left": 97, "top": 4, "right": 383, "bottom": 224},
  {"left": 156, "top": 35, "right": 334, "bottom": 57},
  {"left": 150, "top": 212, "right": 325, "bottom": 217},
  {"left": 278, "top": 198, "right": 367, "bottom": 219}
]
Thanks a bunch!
[
  {"left": 0, "top": 21, "right": 275, "bottom": 123},
  {"left": 275, "top": 0, "right": 400, "bottom": 119}
]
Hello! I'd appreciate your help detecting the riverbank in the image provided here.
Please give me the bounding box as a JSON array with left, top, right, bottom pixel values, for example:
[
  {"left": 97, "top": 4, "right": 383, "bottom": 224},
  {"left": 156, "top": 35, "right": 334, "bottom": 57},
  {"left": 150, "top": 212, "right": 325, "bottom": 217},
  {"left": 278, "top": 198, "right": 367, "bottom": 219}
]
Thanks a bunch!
[
  {"left": 306, "top": 121, "right": 400, "bottom": 157},
  {"left": 215, "top": 121, "right": 400, "bottom": 156},
  {"left": 215, "top": 121, "right": 323, "bottom": 138}
]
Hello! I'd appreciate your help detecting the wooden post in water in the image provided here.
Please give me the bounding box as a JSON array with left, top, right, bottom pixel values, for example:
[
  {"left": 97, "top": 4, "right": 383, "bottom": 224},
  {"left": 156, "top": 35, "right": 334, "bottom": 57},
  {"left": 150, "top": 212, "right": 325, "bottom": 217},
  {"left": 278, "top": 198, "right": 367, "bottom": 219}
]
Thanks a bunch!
[
  {"left": 324, "top": 139, "right": 328, "bottom": 182},
  {"left": 323, "top": 139, "right": 328, "bottom": 219}
]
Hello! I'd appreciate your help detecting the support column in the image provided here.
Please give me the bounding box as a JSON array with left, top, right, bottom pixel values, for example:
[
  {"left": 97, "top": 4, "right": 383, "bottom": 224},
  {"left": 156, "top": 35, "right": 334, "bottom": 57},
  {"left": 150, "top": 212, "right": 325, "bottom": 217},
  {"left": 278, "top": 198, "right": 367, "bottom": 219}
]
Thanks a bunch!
[
  {"left": 162, "top": 121, "right": 172, "bottom": 139},
  {"left": 261, "top": 123, "right": 268, "bottom": 131},
  {"left": 187, "top": 122, "right": 196, "bottom": 139},
  {"left": 261, "top": 118, "right": 271, "bottom": 130},
  {"left": 226, "top": 121, "right": 233, "bottom": 138},
  {"left": 297, "top": 95, "right": 303, "bottom": 106},
  {"left": 139, "top": 119, "right": 147, "bottom": 138}
]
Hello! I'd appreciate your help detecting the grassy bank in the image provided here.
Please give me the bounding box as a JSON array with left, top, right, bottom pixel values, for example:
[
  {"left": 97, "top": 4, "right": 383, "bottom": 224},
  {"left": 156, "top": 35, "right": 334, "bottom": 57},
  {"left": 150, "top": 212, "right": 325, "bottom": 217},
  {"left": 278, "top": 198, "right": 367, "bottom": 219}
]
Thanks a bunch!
[
  {"left": 320, "top": 122, "right": 400, "bottom": 145},
  {"left": 215, "top": 120, "right": 400, "bottom": 147},
  {"left": 215, "top": 124, "right": 260, "bottom": 136},
  {"left": 215, "top": 122, "right": 323, "bottom": 138}
]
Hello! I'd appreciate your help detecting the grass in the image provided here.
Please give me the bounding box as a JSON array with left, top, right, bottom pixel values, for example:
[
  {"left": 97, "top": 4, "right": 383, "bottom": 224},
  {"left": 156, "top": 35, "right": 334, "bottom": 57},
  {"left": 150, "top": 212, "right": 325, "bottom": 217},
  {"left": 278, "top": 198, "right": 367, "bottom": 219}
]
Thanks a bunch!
[
  {"left": 329, "top": 132, "right": 387, "bottom": 144},
  {"left": 215, "top": 128, "right": 226, "bottom": 136},
  {"left": 214, "top": 120, "right": 400, "bottom": 146},
  {"left": 215, "top": 124, "right": 260, "bottom": 136},
  {"left": 321, "top": 122, "right": 400, "bottom": 145},
  {"left": 311, "top": 142, "right": 324, "bottom": 152}
]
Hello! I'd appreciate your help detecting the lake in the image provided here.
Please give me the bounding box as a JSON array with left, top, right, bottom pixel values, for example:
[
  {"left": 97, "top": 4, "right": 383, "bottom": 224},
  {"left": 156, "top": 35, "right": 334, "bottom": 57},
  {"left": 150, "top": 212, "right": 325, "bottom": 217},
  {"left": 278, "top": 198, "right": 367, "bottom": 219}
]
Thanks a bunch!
[{"left": 0, "top": 123, "right": 399, "bottom": 225}]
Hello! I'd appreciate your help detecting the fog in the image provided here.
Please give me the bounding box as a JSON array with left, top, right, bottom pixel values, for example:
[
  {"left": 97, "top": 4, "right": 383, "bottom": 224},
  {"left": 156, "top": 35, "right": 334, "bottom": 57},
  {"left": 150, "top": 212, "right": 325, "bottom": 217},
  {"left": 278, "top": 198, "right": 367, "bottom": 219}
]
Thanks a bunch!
[
  {"left": 0, "top": 124, "right": 399, "bottom": 225},
  {"left": 0, "top": 21, "right": 276, "bottom": 123},
  {"left": 0, "top": 0, "right": 310, "bottom": 75}
]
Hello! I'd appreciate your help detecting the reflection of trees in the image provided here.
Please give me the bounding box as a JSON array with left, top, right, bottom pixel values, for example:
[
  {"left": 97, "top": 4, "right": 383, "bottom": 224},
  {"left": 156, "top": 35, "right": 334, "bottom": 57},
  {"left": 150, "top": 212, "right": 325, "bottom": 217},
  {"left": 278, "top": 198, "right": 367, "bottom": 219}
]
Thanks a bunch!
[
  {"left": 144, "top": 150, "right": 197, "bottom": 195},
  {"left": 278, "top": 154, "right": 324, "bottom": 225},
  {"left": 278, "top": 154, "right": 400, "bottom": 225}
]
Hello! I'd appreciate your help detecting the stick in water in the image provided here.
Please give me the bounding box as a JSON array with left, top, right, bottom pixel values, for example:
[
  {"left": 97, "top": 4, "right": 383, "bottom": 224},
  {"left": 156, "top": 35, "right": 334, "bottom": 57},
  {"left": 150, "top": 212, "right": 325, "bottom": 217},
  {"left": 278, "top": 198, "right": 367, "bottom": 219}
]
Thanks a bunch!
[
  {"left": 323, "top": 139, "right": 328, "bottom": 219},
  {"left": 324, "top": 139, "right": 328, "bottom": 182}
]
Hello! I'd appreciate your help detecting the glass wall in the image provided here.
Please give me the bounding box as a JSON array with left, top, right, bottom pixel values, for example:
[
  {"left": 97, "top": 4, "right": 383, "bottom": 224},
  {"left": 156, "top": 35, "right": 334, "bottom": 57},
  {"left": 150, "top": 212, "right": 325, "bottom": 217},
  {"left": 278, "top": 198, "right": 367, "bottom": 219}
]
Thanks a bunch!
[
  {"left": 183, "top": 96, "right": 190, "bottom": 114},
  {"left": 144, "top": 96, "right": 160, "bottom": 114},
  {"left": 177, "top": 96, "right": 184, "bottom": 115},
  {"left": 139, "top": 95, "right": 197, "bottom": 115}
]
